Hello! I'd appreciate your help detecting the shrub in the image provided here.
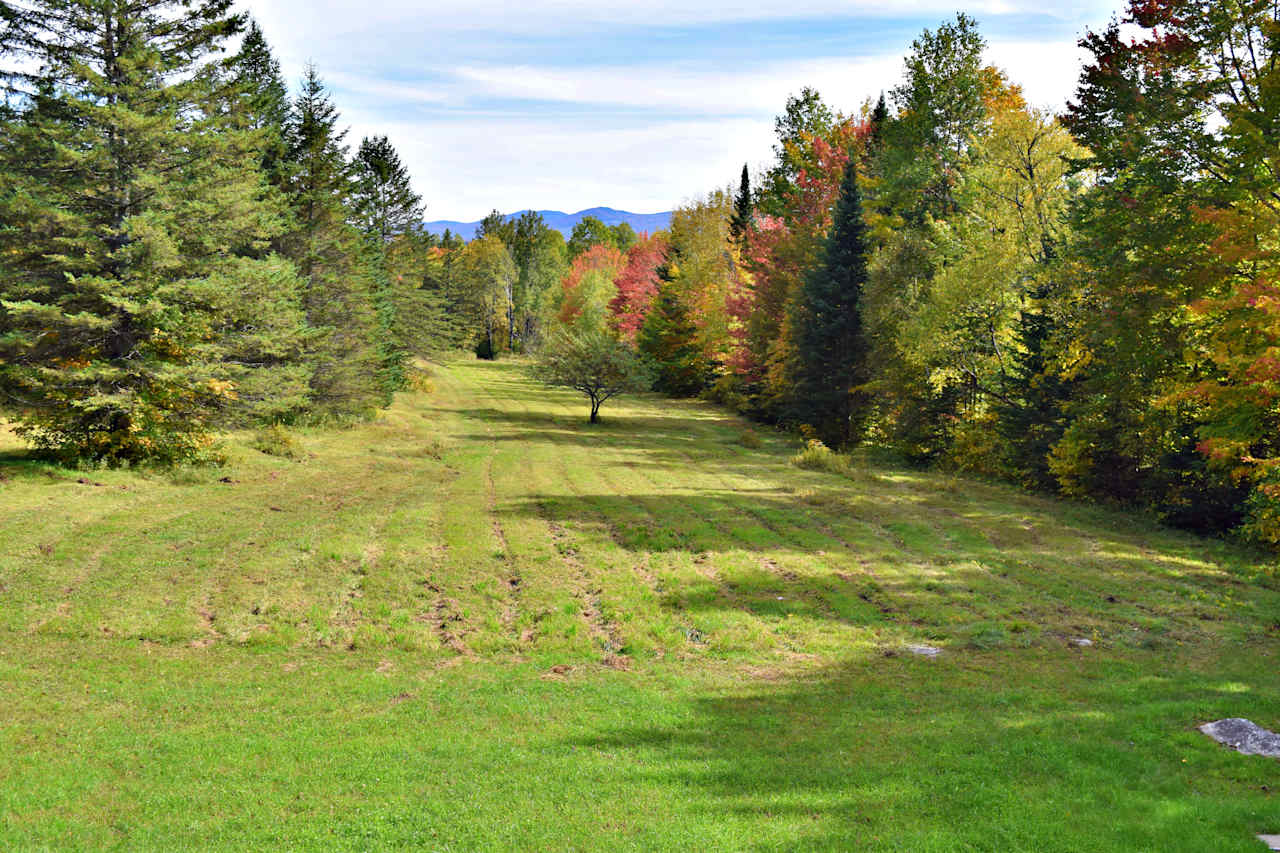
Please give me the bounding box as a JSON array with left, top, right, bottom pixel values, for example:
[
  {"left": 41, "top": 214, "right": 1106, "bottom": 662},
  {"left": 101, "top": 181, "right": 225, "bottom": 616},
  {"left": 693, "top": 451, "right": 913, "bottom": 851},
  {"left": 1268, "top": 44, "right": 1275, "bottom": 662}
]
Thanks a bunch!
[
  {"left": 251, "top": 424, "right": 306, "bottom": 461},
  {"left": 737, "top": 429, "right": 764, "bottom": 449},
  {"left": 791, "top": 439, "right": 851, "bottom": 476}
]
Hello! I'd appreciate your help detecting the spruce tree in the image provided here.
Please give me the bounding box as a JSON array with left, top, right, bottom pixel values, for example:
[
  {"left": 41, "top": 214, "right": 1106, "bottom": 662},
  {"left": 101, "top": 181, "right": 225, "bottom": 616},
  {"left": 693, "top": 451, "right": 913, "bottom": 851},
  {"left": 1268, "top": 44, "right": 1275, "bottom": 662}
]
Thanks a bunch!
[
  {"left": 351, "top": 134, "right": 428, "bottom": 394},
  {"left": 792, "top": 160, "right": 871, "bottom": 448},
  {"left": 638, "top": 272, "right": 704, "bottom": 398},
  {"left": 729, "top": 165, "right": 752, "bottom": 242},
  {"left": 227, "top": 19, "right": 290, "bottom": 186},
  {"left": 995, "top": 282, "right": 1073, "bottom": 490},
  {"left": 280, "top": 67, "right": 383, "bottom": 416},
  {"left": 0, "top": 0, "right": 308, "bottom": 463},
  {"left": 868, "top": 93, "right": 889, "bottom": 152},
  {"left": 351, "top": 135, "right": 423, "bottom": 244}
]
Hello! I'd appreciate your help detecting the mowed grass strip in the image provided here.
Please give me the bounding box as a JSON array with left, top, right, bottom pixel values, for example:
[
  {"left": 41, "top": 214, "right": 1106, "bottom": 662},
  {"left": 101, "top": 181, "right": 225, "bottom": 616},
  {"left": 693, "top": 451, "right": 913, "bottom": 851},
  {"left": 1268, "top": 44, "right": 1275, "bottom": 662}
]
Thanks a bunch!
[{"left": 1, "top": 357, "right": 1279, "bottom": 851}]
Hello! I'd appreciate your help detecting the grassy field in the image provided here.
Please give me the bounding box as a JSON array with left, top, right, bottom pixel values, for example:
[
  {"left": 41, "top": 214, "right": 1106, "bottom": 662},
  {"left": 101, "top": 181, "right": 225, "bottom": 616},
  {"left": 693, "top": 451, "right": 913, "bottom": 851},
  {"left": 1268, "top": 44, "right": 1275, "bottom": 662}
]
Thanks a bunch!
[{"left": 2, "top": 358, "right": 1279, "bottom": 851}]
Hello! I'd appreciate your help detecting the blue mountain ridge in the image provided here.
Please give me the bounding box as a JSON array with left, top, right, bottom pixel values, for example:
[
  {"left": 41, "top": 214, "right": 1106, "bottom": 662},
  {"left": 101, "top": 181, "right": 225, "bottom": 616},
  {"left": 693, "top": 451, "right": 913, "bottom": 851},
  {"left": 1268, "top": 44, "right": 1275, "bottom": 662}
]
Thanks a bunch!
[{"left": 421, "top": 207, "right": 673, "bottom": 241}]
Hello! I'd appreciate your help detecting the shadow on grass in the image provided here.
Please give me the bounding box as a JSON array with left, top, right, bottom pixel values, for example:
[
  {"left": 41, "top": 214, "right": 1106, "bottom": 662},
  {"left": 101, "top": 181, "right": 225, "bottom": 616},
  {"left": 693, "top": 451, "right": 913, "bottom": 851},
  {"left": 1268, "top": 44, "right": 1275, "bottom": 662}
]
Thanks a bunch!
[
  {"left": 561, "top": 652, "right": 1280, "bottom": 851},
  {"left": 501, "top": 489, "right": 1280, "bottom": 644},
  {"left": 0, "top": 447, "right": 73, "bottom": 483}
]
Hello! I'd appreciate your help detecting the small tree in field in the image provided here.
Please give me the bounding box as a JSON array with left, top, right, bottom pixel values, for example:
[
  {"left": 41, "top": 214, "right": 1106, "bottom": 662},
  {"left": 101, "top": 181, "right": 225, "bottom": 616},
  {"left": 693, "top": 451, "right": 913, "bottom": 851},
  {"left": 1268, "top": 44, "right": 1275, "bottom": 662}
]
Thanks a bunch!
[{"left": 534, "top": 330, "right": 652, "bottom": 423}]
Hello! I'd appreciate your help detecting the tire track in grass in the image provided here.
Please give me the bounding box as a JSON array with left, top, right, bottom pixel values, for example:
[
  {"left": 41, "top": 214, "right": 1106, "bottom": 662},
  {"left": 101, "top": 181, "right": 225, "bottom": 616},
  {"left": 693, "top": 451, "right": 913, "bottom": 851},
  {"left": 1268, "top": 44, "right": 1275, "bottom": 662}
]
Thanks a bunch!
[
  {"left": 486, "top": 450, "right": 523, "bottom": 643},
  {"left": 415, "top": 363, "right": 487, "bottom": 657},
  {"left": 526, "top": 383, "right": 739, "bottom": 655},
  {"left": 546, "top": 519, "right": 629, "bottom": 669},
  {"left": 468, "top": 363, "right": 579, "bottom": 652}
]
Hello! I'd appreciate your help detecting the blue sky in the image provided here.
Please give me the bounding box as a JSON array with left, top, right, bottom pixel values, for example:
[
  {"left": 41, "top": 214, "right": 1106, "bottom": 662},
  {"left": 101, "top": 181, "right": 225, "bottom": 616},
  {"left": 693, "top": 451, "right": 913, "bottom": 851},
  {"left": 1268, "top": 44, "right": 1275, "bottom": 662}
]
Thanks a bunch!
[{"left": 241, "top": 1, "right": 1118, "bottom": 221}]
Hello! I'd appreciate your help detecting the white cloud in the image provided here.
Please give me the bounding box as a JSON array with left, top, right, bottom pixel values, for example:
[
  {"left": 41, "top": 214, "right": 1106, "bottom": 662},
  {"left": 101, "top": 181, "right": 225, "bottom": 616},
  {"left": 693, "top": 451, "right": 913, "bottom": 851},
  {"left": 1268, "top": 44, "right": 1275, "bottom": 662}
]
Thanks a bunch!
[{"left": 236, "top": 0, "right": 1109, "bottom": 219}]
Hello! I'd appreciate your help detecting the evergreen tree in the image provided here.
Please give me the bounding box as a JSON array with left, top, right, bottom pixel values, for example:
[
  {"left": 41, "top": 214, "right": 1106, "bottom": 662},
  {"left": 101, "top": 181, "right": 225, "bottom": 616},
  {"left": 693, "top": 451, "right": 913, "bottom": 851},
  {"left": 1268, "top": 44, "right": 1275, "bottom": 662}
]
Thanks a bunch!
[
  {"left": 351, "top": 135, "right": 423, "bottom": 244},
  {"left": 868, "top": 93, "right": 889, "bottom": 152},
  {"left": 0, "top": 0, "right": 308, "bottom": 463},
  {"left": 792, "top": 161, "right": 871, "bottom": 448},
  {"left": 280, "top": 67, "right": 383, "bottom": 415},
  {"left": 638, "top": 273, "right": 704, "bottom": 398},
  {"left": 729, "top": 164, "right": 752, "bottom": 242},
  {"left": 995, "top": 279, "right": 1073, "bottom": 490},
  {"left": 227, "top": 19, "right": 290, "bottom": 186},
  {"left": 348, "top": 136, "right": 422, "bottom": 391},
  {"left": 477, "top": 209, "right": 513, "bottom": 244}
]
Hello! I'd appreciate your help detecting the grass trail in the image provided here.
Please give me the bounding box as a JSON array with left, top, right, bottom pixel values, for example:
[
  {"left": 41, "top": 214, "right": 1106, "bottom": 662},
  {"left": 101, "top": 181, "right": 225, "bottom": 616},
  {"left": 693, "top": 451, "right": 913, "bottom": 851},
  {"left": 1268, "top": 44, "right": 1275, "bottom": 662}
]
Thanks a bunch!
[{"left": 2, "top": 358, "right": 1279, "bottom": 850}]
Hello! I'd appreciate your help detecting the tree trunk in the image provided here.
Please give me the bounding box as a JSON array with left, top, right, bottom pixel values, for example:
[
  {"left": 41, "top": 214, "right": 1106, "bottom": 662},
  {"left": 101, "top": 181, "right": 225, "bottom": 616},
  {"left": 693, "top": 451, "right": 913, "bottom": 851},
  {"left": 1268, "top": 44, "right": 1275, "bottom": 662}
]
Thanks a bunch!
[{"left": 590, "top": 399, "right": 600, "bottom": 423}]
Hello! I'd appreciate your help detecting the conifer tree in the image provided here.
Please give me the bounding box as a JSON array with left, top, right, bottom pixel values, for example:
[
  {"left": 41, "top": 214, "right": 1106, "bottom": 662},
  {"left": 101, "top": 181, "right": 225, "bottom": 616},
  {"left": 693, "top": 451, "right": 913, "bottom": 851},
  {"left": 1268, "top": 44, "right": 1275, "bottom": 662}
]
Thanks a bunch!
[
  {"left": 792, "top": 160, "right": 871, "bottom": 448},
  {"left": 868, "top": 93, "right": 889, "bottom": 152},
  {"left": 351, "top": 134, "right": 433, "bottom": 392},
  {"left": 352, "top": 135, "right": 423, "bottom": 244},
  {"left": 280, "top": 67, "right": 383, "bottom": 415},
  {"left": 638, "top": 273, "right": 705, "bottom": 398},
  {"left": 0, "top": 0, "right": 308, "bottom": 462},
  {"left": 729, "top": 165, "right": 752, "bottom": 242},
  {"left": 995, "top": 281, "right": 1073, "bottom": 490},
  {"left": 227, "top": 19, "right": 290, "bottom": 186}
]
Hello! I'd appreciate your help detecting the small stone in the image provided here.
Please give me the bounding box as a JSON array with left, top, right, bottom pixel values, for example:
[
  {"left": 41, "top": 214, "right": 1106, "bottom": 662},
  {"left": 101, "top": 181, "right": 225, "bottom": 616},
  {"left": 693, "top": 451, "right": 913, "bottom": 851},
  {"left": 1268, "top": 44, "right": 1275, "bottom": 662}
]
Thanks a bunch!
[
  {"left": 906, "top": 644, "right": 942, "bottom": 658},
  {"left": 1199, "top": 719, "right": 1280, "bottom": 758},
  {"left": 1070, "top": 638, "right": 1094, "bottom": 647},
  {"left": 1258, "top": 835, "right": 1280, "bottom": 851}
]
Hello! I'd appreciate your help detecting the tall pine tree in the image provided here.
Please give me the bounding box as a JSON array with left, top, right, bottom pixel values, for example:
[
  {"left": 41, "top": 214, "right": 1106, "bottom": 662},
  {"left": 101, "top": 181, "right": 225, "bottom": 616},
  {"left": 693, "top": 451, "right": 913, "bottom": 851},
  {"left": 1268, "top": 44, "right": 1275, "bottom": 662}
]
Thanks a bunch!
[
  {"left": 0, "top": 0, "right": 308, "bottom": 462},
  {"left": 227, "top": 19, "right": 290, "bottom": 187},
  {"left": 729, "top": 165, "right": 752, "bottom": 242},
  {"left": 351, "top": 134, "right": 432, "bottom": 392},
  {"left": 792, "top": 160, "right": 871, "bottom": 448},
  {"left": 280, "top": 67, "right": 383, "bottom": 416}
]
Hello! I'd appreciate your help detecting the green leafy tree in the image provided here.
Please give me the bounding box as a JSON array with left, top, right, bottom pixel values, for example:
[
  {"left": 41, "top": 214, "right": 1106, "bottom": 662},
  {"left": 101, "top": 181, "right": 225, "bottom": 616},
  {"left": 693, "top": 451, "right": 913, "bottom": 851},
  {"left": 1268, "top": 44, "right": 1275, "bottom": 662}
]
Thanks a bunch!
[
  {"left": 881, "top": 13, "right": 987, "bottom": 220},
  {"left": 477, "top": 209, "right": 513, "bottom": 245},
  {"left": 567, "top": 215, "right": 615, "bottom": 259},
  {"left": 534, "top": 329, "right": 652, "bottom": 423},
  {"left": 759, "top": 87, "right": 835, "bottom": 216},
  {"left": 456, "top": 236, "right": 517, "bottom": 359},
  {"left": 508, "top": 211, "right": 566, "bottom": 349},
  {"left": 792, "top": 161, "right": 871, "bottom": 448},
  {"left": 0, "top": 0, "right": 308, "bottom": 463}
]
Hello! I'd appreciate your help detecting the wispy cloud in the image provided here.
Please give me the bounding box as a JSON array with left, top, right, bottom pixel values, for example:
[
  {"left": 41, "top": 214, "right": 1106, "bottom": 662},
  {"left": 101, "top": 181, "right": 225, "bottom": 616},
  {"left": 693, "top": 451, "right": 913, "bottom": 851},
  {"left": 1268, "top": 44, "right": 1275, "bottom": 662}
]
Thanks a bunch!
[{"left": 240, "top": 1, "right": 1113, "bottom": 220}]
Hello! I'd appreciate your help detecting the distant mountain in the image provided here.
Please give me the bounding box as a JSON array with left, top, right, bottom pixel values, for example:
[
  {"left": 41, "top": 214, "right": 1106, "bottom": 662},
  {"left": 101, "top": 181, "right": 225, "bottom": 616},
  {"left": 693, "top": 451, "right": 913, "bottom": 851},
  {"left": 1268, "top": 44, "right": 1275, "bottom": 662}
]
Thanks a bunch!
[{"left": 422, "top": 207, "right": 673, "bottom": 241}]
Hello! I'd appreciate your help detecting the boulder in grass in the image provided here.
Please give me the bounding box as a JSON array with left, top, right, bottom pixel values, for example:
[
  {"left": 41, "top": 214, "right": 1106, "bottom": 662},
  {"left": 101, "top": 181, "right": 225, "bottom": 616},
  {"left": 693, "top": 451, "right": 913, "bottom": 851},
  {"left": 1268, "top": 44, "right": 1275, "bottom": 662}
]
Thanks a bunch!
[{"left": 1198, "top": 718, "right": 1280, "bottom": 758}]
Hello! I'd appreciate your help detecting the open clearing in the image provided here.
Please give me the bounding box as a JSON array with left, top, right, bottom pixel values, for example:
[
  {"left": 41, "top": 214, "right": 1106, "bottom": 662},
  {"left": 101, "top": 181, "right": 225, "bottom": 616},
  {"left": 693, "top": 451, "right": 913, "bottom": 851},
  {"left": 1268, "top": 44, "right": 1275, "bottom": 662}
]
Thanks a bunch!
[{"left": 2, "top": 359, "right": 1279, "bottom": 850}]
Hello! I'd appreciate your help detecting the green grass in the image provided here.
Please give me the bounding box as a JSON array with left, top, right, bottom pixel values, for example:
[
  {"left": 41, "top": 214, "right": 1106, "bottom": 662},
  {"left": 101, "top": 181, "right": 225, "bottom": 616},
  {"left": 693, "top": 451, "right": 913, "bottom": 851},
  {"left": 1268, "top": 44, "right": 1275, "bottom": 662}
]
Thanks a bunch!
[{"left": 2, "top": 358, "right": 1279, "bottom": 850}]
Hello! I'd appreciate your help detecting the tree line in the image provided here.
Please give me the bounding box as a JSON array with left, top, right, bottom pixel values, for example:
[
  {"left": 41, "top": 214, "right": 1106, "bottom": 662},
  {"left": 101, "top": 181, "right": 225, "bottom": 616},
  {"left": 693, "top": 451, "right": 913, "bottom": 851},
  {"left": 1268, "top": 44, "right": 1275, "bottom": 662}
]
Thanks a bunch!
[{"left": 0, "top": 0, "right": 468, "bottom": 464}]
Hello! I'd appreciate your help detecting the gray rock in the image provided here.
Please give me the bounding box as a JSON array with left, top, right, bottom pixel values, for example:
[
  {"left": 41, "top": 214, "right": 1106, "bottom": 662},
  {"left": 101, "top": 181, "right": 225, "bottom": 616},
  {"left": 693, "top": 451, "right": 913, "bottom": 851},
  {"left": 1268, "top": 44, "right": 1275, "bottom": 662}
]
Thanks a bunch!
[
  {"left": 1258, "top": 834, "right": 1280, "bottom": 851},
  {"left": 1199, "top": 718, "right": 1280, "bottom": 758},
  {"left": 1070, "top": 638, "right": 1093, "bottom": 647},
  {"left": 906, "top": 644, "right": 942, "bottom": 658}
]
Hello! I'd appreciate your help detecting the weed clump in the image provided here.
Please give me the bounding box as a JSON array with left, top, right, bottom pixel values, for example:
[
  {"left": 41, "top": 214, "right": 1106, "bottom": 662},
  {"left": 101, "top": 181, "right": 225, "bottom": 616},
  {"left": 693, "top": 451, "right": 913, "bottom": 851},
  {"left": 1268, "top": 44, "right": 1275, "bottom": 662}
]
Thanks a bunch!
[
  {"left": 791, "top": 439, "right": 851, "bottom": 476},
  {"left": 251, "top": 424, "right": 306, "bottom": 461},
  {"left": 964, "top": 622, "right": 1011, "bottom": 650},
  {"left": 737, "top": 429, "right": 764, "bottom": 449}
]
